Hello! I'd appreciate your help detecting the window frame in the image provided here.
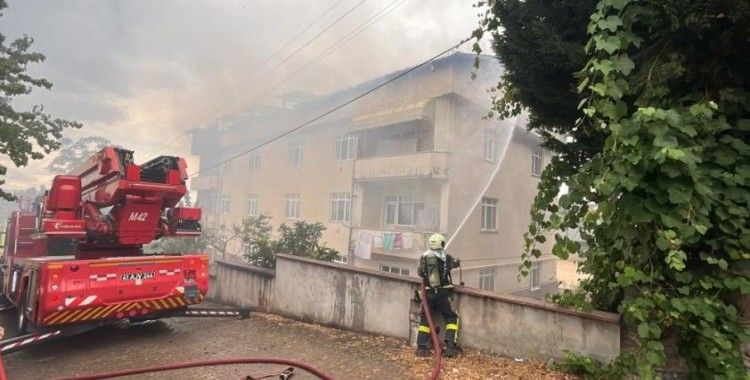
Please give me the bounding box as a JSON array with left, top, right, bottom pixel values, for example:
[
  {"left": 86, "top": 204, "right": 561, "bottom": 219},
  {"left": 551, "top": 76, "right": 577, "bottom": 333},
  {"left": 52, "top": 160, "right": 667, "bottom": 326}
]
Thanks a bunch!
[
  {"left": 220, "top": 193, "right": 231, "bottom": 214},
  {"left": 478, "top": 267, "right": 496, "bottom": 291},
  {"left": 330, "top": 192, "right": 351, "bottom": 222},
  {"left": 480, "top": 197, "right": 498, "bottom": 232},
  {"left": 530, "top": 262, "right": 541, "bottom": 290},
  {"left": 484, "top": 128, "right": 498, "bottom": 162},
  {"left": 532, "top": 147, "right": 544, "bottom": 177},
  {"left": 284, "top": 193, "right": 301, "bottom": 219},
  {"left": 334, "top": 134, "right": 357, "bottom": 161},
  {"left": 380, "top": 264, "right": 409, "bottom": 276},
  {"left": 247, "top": 194, "right": 258, "bottom": 215},
  {"left": 288, "top": 142, "right": 304, "bottom": 167},
  {"left": 384, "top": 195, "right": 424, "bottom": 227},
  {"left": 248, "top": 150, "right": 262, "bottom": 171}
]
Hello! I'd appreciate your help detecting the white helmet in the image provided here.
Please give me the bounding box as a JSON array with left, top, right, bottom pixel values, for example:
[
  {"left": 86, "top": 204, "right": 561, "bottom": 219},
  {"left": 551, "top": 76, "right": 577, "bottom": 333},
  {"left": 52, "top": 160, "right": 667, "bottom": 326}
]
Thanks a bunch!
[{"left": 428, "top": 233, "right": 446, "bottom": 250}]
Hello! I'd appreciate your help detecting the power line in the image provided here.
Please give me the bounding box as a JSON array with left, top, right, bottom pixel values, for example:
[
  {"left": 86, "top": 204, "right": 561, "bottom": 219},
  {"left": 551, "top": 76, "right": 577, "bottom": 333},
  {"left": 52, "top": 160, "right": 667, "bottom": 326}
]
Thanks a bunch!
[
  {"left": 261, "top": 0, "right": 409, "bottom": 98},
  {"left": 141, "top": 0, "right": 364, "bottom": 162},
  {"left": 263, "top": 0, "right": 347, "bottom": 65},
  {"left": 190, "top": 33, "right": 475, "bottom": 178},
  {"left": 254, "top": 0, "right": 368, "bottom": 82},
  {"left": 195, "top": 0, "right": 368, "bottom": 132}
]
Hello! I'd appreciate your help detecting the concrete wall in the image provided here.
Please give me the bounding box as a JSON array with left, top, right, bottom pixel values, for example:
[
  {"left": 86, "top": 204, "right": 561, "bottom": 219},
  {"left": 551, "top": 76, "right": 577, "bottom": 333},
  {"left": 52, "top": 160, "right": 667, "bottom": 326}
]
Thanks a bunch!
[{"left": 209, "top": 254, "right": 620, "bottom": 363}]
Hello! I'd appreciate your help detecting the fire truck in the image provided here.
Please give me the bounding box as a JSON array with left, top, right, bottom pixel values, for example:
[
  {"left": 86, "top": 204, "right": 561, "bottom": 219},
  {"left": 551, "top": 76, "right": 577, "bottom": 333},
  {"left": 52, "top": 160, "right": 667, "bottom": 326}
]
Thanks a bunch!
[{"left": 0, "top": 146, "right": 215, "bottom": 340}]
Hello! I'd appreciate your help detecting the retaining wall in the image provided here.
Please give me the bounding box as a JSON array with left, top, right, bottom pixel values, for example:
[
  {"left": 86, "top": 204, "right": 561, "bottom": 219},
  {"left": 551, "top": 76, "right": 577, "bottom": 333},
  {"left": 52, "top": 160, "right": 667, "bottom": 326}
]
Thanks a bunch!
[{"left": 208, "top": 254, "right": 620, "bottom": 362}]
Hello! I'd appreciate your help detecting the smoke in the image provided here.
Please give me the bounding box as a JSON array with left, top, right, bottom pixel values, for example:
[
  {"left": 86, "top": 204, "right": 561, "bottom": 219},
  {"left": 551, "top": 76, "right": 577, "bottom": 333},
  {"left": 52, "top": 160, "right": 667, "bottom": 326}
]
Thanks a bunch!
[{"left": 0, "top": 0, "right": 485, "bottom": 189}]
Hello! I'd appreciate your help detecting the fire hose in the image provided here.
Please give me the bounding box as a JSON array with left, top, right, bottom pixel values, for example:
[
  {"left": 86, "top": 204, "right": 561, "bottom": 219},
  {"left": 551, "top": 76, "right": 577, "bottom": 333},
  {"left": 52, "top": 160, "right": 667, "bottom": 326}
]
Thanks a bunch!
[
  {"left": 52, "top": 358, "right": 335, "bottom": 380},
  {"left": 419, "top": 281, "right": 442, "bottom": 380}
]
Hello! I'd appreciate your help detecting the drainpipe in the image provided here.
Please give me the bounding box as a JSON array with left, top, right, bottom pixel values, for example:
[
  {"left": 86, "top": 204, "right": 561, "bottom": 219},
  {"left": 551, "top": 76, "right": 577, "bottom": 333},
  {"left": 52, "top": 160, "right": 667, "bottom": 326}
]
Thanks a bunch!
[{"left": 347, "top": 148, "right": 356, "bottom": 267}]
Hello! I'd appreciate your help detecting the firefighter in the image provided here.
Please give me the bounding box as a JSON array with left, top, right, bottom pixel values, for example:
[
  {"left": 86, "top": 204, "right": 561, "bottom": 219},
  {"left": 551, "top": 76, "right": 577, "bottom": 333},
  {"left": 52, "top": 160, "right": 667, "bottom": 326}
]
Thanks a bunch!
[{"left": 416, "top": 233, "right": 461, "bottom": 358}]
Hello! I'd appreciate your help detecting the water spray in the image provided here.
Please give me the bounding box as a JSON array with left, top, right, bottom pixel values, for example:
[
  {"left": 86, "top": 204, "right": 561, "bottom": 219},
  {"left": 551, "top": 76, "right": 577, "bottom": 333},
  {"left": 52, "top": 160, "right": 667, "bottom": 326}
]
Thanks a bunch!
[{"left": 445, "top": 120, "right": 518, "bottom": 250}]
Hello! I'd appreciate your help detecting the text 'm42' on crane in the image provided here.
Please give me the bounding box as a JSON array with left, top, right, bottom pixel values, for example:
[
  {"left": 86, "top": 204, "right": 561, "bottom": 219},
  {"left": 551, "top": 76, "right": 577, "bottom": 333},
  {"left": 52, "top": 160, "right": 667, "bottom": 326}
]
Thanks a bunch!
[{"left": 0, "top": 146, "right": 248, "bottom": 355}]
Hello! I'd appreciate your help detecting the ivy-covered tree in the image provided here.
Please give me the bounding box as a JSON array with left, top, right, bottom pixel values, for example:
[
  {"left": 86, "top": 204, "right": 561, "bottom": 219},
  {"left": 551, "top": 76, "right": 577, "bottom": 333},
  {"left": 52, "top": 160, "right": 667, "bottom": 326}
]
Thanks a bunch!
[
  {"left": 0, "top": 1, "right": 81, "bottom": 200},
  {"left": 477, "top": 0, "right": 749, "bottom": 377},
  {"left": 47, "top": 136, "right": 111, "bottom": 174}
]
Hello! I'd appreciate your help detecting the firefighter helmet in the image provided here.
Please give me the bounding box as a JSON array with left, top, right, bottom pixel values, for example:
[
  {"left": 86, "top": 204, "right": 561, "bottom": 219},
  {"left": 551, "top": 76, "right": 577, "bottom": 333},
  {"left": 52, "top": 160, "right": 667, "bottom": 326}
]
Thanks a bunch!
[{"left": 428, "top": 233, "right": 446, "bottom": 250}]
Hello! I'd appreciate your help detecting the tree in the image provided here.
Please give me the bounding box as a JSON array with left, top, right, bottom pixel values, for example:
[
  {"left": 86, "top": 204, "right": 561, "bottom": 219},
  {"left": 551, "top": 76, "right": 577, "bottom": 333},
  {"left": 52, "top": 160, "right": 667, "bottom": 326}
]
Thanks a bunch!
[
  {"left": 275, "top": 220, "right": 339, "bottom": 263},
  {"left": 236, "top": 216, "right": 339, "bottom": 269},
  {"left": 477, "top": 0, "right": 749, "bottom": 377},
  {"left": 0, "top": 1, "right": 81, "bottom": 200},
  {"left": 143, "top": 235, "right": 207, "bottom": 255},
  {"left": 238, "top": 214, "right": 275, "bottom": 268},
  {"left": 47, "top": 136, "right": 111, "bottom": 174}
]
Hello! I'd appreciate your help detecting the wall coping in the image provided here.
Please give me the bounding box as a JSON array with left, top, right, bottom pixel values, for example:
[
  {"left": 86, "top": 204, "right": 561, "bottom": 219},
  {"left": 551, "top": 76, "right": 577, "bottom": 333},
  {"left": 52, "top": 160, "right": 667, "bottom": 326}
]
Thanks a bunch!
[
  {"left": 273, "top": 254, "right": 620, "bottom": 323},
  {"left": 214, "top": 259, "right": 276, "bottom": 278},
  {"left": 275, "top": 253, "right": 421, "bottom": 284}
]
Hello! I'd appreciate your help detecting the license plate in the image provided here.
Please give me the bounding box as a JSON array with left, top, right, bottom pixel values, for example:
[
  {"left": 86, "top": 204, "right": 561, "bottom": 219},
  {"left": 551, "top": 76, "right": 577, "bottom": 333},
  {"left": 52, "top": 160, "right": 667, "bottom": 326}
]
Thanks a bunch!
[{"left": 121, "top": 272, "right": 155, "bottom": 281}]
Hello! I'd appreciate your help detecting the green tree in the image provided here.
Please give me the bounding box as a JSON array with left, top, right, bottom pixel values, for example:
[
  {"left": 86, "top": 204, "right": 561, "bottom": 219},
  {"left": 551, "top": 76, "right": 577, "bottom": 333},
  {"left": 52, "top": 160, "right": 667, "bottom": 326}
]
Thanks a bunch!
[
  {"left": 238, "top": 214, "right": 275, "bottom": 268},
  {"left": 275, "top": 220, "right": 339, "bottom": 263},
  {"left": 477, "top": 0, "right": 749, "bottom": 377},
  {"left": 0, "top": 1, "right": 81, "bottom": 200},
  {"left": 47, "top": 136, "right": 111, "bottom": 174},
  {"left": 143, "top": 235, "right": 207, "bottom": 255}
]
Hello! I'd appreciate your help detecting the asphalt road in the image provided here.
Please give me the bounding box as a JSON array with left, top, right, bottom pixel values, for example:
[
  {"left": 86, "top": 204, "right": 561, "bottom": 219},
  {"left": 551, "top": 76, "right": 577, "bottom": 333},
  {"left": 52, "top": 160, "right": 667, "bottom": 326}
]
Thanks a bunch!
[{"left": 0, "top": 306, "right": 409, "bottom": 380}]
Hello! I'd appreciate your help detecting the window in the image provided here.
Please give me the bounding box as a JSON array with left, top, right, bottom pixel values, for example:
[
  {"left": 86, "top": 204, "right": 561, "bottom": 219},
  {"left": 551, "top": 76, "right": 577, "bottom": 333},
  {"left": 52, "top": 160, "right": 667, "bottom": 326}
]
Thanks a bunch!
[
  {"left": 484, "top": 128, "right": 498, "bottom": 162},
  {"left": 284, "top": 193, "right": 300, "bottom": 219},
  {"left": 220, "top": 160, "right": 232, "bottom": 175},
  {"left": 479, "top": 267, "right": 496, "bottom": 291},
  {"left": 334, "top": 134, "right": 357, "bottom": 161},
  {"left": 244, "top": 243, "right": 258, "bottom": 256},
  {"left": 380, "top": 265, "right": 409, "bottom": 276},
  {"left": 330, "top": 192, "right": 351, "bottom": 222},
  {"left": 248, "top": 150, "right": 261, "bottom": 170},
  {"left": 480, "top": 198, "right": 498, "bottom": 231},
  {"left": 220, "top": 194, "right": 230, "bottom": 214},
  {"left": 246, "top": 194, "right": 258, "bottom": 215},
  {"left": 289, "top": 142, "right": 303, "bottom": 166},
  {"left": 385, "top": 196, "right": 424, "bottom": 226},
  {"left": 532, "top": 147, "right": 543, "bottom": 176},
  {"left": 530, "top": 262, "right": 540, "bottom": 290}
]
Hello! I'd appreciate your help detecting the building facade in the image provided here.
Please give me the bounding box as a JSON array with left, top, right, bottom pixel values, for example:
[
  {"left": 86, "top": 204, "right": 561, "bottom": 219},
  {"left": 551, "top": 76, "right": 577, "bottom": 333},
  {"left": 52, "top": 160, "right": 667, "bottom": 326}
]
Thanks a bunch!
[{"left": 191, "top": 53, "right": 556, "bottom": 296}]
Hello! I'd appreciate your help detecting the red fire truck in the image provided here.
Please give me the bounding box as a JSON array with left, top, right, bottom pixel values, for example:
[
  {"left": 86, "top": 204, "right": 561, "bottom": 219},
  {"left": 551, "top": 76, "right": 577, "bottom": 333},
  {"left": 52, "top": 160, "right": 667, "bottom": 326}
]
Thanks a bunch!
[{"left": 1, "top": 146, "right": 211, "bottom": 338}]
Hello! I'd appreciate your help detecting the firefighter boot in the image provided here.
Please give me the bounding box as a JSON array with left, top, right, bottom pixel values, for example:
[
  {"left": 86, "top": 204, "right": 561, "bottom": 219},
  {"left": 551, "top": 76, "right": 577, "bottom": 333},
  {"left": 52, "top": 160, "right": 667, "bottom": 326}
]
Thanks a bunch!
[
  {"left": 415, "top": 345, "right": 431, "bottom": 357},
  {"left": 444, "top": 341, "right": 461, "bottom": 358}
]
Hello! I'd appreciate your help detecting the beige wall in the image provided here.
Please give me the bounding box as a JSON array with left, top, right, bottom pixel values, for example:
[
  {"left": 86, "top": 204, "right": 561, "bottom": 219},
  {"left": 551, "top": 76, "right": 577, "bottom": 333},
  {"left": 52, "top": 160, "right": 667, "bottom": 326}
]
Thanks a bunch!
[
  {"left": 209, "top": 254, "right": 620, "bottom": 363},
  {"left": 213, "top": 120, "right": 355, "bottom": 254}
]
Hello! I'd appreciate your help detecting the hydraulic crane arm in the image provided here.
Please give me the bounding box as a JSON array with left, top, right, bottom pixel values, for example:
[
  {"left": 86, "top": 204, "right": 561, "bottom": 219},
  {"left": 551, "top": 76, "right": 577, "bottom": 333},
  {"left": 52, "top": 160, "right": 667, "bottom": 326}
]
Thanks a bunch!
[{"left": 33, "top": 146, "right": 201, "bottom": 256}]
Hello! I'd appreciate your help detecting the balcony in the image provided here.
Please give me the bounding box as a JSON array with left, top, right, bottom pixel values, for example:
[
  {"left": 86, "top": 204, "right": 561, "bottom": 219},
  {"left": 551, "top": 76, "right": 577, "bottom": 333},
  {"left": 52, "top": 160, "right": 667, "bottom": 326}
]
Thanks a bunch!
[
  {"left": 353, "top": 152, "right": 449, "bottom": 181},
  {"left": 190, "top": 175, "right": 218, "bottom": 191}
]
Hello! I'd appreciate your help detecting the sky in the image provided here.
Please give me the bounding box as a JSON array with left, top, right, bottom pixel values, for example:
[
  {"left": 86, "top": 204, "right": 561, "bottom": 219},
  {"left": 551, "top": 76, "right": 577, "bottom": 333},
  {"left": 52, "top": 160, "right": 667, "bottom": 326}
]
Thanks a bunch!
[{"left": 0, "top": 0, "right": 491, "bottom": 191}]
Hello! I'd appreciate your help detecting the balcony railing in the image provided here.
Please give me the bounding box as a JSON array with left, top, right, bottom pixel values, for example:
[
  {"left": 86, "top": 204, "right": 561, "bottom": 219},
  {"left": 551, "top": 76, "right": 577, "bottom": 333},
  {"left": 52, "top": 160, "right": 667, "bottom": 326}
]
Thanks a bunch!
[{"left": 353, "top": 152, "right": 449, "bottom": 181}]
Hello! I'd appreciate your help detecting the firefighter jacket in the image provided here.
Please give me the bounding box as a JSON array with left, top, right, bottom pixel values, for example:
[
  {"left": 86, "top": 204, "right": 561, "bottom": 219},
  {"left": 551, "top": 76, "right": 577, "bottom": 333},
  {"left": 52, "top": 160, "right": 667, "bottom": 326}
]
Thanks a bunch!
[{"left": 418, "top": 249, "right": 459, "bottom": 290}]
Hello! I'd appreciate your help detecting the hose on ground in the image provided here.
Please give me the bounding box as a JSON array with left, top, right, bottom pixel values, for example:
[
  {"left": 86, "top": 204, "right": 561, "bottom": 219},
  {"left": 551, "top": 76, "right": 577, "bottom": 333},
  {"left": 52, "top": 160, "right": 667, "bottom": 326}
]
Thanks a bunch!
[
  {"left": 52, "top": 357, "right": 335, "bottom": 380},
  {"left": 419, "top": 281, "right": 442, "bottom": 380}
]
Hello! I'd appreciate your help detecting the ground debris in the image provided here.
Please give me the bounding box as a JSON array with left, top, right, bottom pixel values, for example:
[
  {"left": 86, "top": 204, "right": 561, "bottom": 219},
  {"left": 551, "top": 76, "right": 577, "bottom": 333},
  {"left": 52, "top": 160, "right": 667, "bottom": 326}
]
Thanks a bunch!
[{"left": 394, "top": 346, "right": 578, "bottom": 380}]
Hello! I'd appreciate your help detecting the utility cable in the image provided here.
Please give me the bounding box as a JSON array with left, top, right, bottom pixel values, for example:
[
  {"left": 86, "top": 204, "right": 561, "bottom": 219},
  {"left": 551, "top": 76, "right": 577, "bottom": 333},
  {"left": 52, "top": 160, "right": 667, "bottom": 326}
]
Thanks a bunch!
[
  {"left": 141, "top": 0, "right": 362, "bottom": 162},
  {"left": 261, "top": 0, "right": 409, "bottom": 97},
  {"left": 189, "top": 33, "right": 475, "bottom": 178}
]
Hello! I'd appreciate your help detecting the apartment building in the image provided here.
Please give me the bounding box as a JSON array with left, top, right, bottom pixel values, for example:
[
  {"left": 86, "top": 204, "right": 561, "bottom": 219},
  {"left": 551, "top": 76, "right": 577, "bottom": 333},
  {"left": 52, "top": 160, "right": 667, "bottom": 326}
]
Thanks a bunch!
[{"left": 191, "top": 53, "right": 556, "bottom": 296}]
